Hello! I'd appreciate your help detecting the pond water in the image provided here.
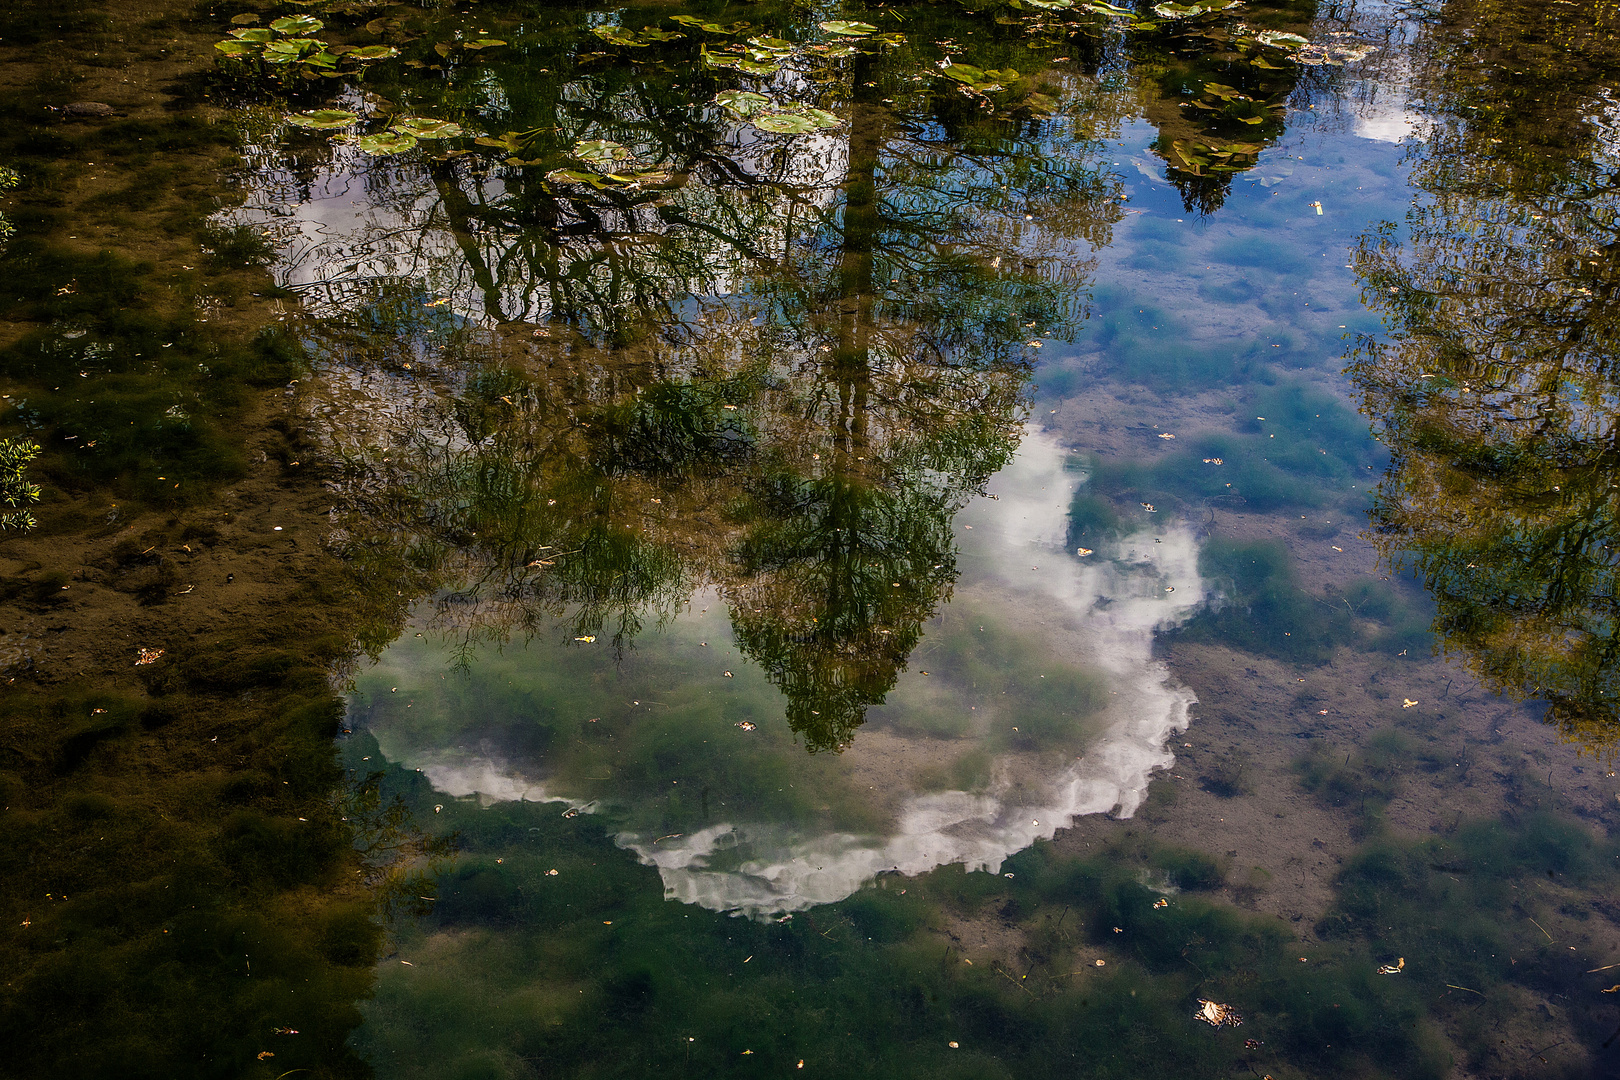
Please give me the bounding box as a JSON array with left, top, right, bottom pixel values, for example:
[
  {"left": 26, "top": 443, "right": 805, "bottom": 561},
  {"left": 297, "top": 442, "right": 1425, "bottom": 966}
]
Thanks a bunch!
[{"left": 6, "top": 0, "right": 1620, "bottom": 1077}]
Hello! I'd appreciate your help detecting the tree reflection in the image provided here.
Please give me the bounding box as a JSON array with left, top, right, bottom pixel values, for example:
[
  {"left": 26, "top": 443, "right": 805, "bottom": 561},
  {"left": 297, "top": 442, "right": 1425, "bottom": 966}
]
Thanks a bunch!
[
  {"left": 250, "top": 0, "right": 1334, "bottom": 749},
  {"left": 1349, "top": 0, "right": 1620, "bottom": 752}
]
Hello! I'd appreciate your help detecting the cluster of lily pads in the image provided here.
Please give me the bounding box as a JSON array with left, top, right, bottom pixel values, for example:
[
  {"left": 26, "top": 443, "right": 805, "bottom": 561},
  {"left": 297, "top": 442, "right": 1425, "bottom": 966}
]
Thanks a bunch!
[
  {"left": 285, "top": 108, "right": 463, "bottom": 155},
  {"left": 714, "top": 90, "right": 840, "bottom": 135},
  {"left": 227, "top": 0, "right": 1363, "bottom": 188},
  {"left": 215, "top": 14, "right": 399, "bottom": 80}
]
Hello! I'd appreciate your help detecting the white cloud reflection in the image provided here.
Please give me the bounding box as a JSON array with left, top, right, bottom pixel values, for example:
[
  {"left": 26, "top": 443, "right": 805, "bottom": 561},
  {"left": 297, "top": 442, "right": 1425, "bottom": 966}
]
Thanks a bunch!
[{"left": 396, "top": 429, "right": 1206, "bottom": 919}]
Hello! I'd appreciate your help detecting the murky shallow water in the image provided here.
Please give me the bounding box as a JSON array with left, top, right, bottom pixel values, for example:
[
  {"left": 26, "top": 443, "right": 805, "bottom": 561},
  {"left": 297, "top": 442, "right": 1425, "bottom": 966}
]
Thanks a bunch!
[{"left": 9, "top": 0, "right": 1620, "bottom": 1074}]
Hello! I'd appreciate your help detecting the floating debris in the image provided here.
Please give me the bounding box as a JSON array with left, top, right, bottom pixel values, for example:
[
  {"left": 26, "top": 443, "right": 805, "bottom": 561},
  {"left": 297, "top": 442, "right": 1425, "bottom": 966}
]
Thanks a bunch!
[
  {"left": 1195, "top": 999, "right": 1242, "bottom": 1027},
  {"left": 546, "top": 869, "right": 559, "bottom": 876},
  {"left": 135, "top": 647, "right": 164, "bottom": 666}
]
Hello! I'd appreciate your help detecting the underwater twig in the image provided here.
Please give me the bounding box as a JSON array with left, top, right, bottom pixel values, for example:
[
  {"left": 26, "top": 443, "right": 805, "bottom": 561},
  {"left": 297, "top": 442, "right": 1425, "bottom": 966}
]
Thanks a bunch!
[
  {"left": 993, "top": 964, "right": 1034, "bottom": 995},
  {"left": 1444, "top": 983, "right": 1484, "bottom": 996},
  {"left": 1528, "top": 917, "right": 1555, "bottom": 943},
  {"left": 1586, "top": 963, "right": 1620, "bottom": 973}
]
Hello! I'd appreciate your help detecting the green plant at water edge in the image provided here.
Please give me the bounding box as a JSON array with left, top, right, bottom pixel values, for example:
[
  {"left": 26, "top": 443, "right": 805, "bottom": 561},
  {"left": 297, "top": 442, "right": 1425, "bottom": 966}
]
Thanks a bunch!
[
  {"left": 0, "top": 438, "right": 40, "bottom": 531},
  {"left": 0, "top": 164, "right": 16, "bottom": 250}
]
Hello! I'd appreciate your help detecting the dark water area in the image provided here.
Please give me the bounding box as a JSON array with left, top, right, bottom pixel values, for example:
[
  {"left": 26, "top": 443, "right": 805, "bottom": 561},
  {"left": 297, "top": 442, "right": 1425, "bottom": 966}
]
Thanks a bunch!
[{"left": 4, "top": 0, "right": 1620, "bottom": 1077}]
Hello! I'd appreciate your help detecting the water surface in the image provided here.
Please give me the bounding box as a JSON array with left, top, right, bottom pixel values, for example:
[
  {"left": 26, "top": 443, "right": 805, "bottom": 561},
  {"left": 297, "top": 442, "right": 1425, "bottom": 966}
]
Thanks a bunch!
[{"left": 7, "top": 0, "right": 1620, "bottom": 1076}]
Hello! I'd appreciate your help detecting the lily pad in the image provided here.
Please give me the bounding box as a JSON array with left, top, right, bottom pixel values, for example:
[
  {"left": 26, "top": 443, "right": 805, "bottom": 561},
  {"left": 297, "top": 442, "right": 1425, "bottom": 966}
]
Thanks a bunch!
[
  {"left": 546, "top": 168, "right": 609, "bottom": 188},
  {"left": 670, "top": 15, "right": 750, "bottom": 33},
  {"left": 1152, "top": 0, "right": 1238, "bottom": 16},
  {"left": 347, "top": 44, "right": 400, "bottom": 61},
  {"left": 356, "top": 131, "right": 418, "bottom": 155},
  {"left": 938, "top": 63, "right": 1018, "bottom": 91},
  {"left": 287, "top": 108, "right": 360, "bottom": 129},
  {"left": 262, "top": 39, "right": 320, "bottom": 63},
  {"left": 462, "top": 38, "right": 508, "bottom": 49},
  {"left": 1255, "top": 30, "right": 1309, "bottom": 49},
  {"left": 753, "top": 110, "right": 838, "bottom": 134},
  {"left": 715, "top": 90, "right": 771, "bottom": 118},
  {"left": 1085, "top": 1, "right": 1138, "bottom": 14},
  {"left": 573, "top": 139, "right": 632, "bottom": 166},
  {"left": 392, "top": 116, "right": 463, "bottom": 139},
  {"left": 230, "top": 27, "right": 276, "bottom": 41},
  {"left": 1023, "top": 0, "right": 1075, "bottom": 8},
  {"left": 592, "top": 25, "right": 649, "bottom": 47},
  {"left": 819, "top": 19, "right": 877, "bottom": 35},
  {"left": 269, "top": 14, "right": 323, "bottom": 34},
  {"left": 215, "top": 39, "right": 261, "bottom": 55},
  {"left": 475, "top": 132, "right": 524, "bottom": 151},
  {"left": 747, "top": 35, "right": 794, "bottom": 52}
]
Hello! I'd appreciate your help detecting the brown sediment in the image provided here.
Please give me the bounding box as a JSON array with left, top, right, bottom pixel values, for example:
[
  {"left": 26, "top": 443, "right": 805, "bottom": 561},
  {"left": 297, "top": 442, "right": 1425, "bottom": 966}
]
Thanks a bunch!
[{"left": 0, "top": 0, "right": 409, "bottom": 1073}]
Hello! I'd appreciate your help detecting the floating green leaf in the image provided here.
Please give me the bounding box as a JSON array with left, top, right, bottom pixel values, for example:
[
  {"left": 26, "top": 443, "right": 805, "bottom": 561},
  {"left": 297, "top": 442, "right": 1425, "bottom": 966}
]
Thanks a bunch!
[
  {"left": 573, "top": 139, "right": 632, "bottom": 166},
  {"left": 735, "top": 58, "right": 781, "bottom": 75},
  {"left": 230, "top": 26, "right": 276, "bottom": 41},
  {"left": 636, "top": 28, "right": 683, "bottom": 42},
  {"left": 347, "top": 44, "right": 400, "bottom": 61},
  {"left": 1255, "top": 30, "right": 1309, "bottom": 49},
  {"left": 215, "top": 39, "right": 260, "bottom": 55},
  {"left": 1152, "top": 0, "right": 1238, "bottom": 16},
  {"left": 1085, "top": 1, "right": 1138, "bottom": 15},
  {"left": 462, "top": 38, "right": 508, "bottom": 49},
  {"left": 262, "top": 39, "right": 321, "bottom": 63},
  {"left": 476, "top": 132, "right": 524, "bottom": 151},
  {"left": 392, "top": 117, "right": 464, "bottom": 139},
  {"left": 714, "top": 90, "right": 771, "bottom": 118},
  {"left": 938, "top": 63, "right": 1018, "bottom": 91},
  {"left": 287, "top": 108, "right": 360, "bottom": 129},
  {"left": 592, "top": 25, "right": 649, "bottom": 47},
  {"left": 747, "top": 36, "right": 794, "bottom": 53},
  {"left": 356, "top": 131, "right": 418, "bottom": 155},
  {"left": 546, "top": 168, "right": 608, "bottom": 187},
  {"left": 753, "top": 111, "right": 835, "bottom": 134},
  {"left": 818, "top": 20, "right": 877, "bottom": 35},
  {"left": 269, "top": 14, "right": 323, "bottom": 33},
  {"left": 1023, "top": 0, "right": 1074, "bottom": 9},
  {"left": 670, "top": 15, "right": 750, "bottom": 33}
]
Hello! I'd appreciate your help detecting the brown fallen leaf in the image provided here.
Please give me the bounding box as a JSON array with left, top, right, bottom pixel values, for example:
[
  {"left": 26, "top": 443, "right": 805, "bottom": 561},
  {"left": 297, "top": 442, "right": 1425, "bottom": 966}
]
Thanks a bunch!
[{"left": 1195, "top": 999, "right": 1242, "bottom": 1027}]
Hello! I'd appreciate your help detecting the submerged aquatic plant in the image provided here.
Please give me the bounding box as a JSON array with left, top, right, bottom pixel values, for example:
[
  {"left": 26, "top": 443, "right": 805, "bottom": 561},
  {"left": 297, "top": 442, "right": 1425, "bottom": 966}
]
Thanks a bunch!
[
  {"left": 0, "top": 164, "right": 16, "bottom": 250},
  {"left": 0, "top": 438, "right": 41, "bottom": 531}
]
